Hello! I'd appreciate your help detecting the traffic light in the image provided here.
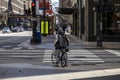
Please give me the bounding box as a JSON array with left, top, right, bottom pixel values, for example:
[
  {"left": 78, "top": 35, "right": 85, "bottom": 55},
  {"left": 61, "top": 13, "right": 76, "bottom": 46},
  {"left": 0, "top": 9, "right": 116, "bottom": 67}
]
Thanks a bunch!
[{"left": 31, "top": 1, "right": 36, "bottom": 17}]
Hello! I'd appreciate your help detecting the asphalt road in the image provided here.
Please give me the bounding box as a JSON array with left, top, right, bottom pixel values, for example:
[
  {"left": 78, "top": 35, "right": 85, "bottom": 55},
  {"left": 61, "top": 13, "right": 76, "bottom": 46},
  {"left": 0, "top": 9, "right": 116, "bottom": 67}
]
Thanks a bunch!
[{"left": 0, "top": 31, "right": 32, "bottom": 49}]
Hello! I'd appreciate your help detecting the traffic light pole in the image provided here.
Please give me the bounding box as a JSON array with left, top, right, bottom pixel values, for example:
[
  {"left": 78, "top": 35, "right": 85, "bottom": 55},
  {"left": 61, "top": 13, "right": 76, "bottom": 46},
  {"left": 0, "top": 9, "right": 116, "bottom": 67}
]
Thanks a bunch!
[
  {"left": 30, "top": 0, "right": 39, "bottom": 44},
  {"left": 43, "top": 0, "right": 45, "bottom": 20},
  {"left": 97, "top": 0, "right": 103, "bottom": 47}
]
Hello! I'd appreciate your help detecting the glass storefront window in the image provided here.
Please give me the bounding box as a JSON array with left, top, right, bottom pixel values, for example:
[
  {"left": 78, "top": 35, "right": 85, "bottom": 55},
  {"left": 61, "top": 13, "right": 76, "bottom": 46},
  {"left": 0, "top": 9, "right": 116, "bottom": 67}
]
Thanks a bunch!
[{"left": 102, "top": 4, "right": 120, "bottom": 35}]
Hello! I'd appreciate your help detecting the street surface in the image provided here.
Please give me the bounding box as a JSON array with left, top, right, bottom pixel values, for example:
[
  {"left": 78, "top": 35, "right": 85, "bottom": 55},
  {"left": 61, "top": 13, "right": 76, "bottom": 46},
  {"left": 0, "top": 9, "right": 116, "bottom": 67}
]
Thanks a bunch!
[
  {"left": 0, "top": 31, "right": 120, "bottom": 80},
  {"left": 0, "top": 31, "right": 32, "bottom": 50}
]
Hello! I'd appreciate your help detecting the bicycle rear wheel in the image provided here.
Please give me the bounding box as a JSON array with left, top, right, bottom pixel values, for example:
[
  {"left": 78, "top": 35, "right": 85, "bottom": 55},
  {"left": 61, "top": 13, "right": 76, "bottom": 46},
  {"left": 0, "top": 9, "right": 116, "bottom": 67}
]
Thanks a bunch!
[{"left": 61, "top": 52, "right": 67, "bottom": 67}]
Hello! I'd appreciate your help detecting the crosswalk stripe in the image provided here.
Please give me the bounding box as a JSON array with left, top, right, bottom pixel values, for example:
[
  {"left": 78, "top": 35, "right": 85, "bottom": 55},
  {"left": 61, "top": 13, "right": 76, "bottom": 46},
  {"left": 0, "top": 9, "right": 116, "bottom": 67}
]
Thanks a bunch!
[
  {"left": 43, "top": 49, "right": 104, "bottom": 63},
  {"left": 0, "top": 49, "right": 119, "bottom": 64},
  {"left": 105, "top": 49, "right": 120, "bottom": 57},
  {"left": 0, "top": 49, "right": 45, "bottom": 53},
  {"left": 43, "top": 50, "right": 52, "bottom": 62}
]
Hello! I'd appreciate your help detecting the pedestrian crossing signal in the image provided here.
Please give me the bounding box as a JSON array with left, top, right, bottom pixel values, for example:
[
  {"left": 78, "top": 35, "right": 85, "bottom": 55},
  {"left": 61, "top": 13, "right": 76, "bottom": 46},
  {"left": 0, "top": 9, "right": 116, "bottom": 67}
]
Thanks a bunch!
[
  {"left": 32, "top": 2, "right": 35, "bottom": 7},
  {"left": 31, "top": 2, "right": 36, "bottom": 17}
]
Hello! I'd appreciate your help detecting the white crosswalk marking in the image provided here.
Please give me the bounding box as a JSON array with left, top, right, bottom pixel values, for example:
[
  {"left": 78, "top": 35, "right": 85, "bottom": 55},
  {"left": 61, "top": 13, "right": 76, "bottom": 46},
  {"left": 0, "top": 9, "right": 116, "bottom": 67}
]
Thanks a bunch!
[
  {"left": 105, "top": 49, "right": 120, "bottom": 57},
  {"left": 43, "top": 50, "right": 52, "bottom": 62},
  {"left": 0, "top": 50, "right": 45, "bottom": 63},
  {"left": 68, "top": 50, "right": 104, "bottom": 63},
  {"left": 0, "top": 49, "right": 120, "bottom": 65},
  {"left": 43, "top": 49, "right": 105, "bottom": 64}
]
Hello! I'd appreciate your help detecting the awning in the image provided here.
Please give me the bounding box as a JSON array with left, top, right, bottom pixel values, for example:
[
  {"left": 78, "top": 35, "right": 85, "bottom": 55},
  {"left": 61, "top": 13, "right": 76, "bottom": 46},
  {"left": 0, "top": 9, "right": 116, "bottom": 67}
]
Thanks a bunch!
[{"left": 56, "top": 7, "right": 76, "bottom": 15}]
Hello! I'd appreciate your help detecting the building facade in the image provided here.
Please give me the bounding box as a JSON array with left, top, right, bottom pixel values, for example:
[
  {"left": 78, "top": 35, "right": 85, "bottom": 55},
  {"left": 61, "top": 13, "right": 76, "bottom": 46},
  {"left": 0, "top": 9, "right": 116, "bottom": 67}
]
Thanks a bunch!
[
  {"left": 0, "top": 0, "right": 24, "bottom": 14},
  {"left": 58, "top": 0, "right": 73, "bottom": 25},
  {"left": 71, "top": 0, "right": 120, "bottom": 42},
  {"left": 0, "top": 0, "right": 24, "bottom": 26}
]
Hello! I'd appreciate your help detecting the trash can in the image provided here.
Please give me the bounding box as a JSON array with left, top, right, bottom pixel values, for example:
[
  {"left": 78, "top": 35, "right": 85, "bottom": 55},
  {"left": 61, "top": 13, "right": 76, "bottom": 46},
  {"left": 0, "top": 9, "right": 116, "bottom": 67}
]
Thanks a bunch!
[{"left": 36, "top": 31, "right": 41, "bottom": 43}]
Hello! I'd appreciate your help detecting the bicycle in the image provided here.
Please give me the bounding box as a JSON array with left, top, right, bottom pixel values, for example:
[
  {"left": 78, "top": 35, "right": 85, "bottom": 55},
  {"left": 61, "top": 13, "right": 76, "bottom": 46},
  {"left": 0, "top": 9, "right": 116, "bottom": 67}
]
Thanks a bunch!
[{"left": 51, "top": 48, "right": 67, "bottom": 67}]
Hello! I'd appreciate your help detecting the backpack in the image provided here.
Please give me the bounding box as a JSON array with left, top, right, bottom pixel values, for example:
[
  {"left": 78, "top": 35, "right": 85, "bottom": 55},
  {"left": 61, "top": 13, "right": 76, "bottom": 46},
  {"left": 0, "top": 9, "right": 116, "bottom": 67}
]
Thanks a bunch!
[
  {"left": 55, "top": 34, "right": 69, "bottom": 52},
  {"left": 62, "top": 34, "right": 69, "bottom": 46},
  {"left": 61, "top": 34, "right": 69, "bottom": 52},
  {"left": 55, "top": 34, "right": 69, "bottom": 49}
]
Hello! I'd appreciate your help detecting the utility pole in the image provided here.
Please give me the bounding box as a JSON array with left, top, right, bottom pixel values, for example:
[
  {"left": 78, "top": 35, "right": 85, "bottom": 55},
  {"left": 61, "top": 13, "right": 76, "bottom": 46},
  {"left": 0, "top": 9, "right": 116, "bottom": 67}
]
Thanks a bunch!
[{"left": 30, "top": 0, "right": 39, "bottom": 44}]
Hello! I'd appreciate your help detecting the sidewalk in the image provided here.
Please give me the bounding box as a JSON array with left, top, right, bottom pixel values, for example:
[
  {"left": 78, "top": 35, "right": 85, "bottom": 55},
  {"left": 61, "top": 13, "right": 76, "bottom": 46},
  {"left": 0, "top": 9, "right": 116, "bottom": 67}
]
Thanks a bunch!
[
  {"left": 18, "top": 35, "right": 55, "bottom": 49},
  {"left": 67, "top": 34, "right": 120, "bottom": 49},
  {"left": 19, "top": 34, "right": 120, "bottom": 49}
]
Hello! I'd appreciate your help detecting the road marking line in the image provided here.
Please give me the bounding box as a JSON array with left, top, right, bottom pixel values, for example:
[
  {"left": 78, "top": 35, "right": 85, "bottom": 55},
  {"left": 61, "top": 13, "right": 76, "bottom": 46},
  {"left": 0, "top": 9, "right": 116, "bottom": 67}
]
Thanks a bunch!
[{"left": 43, "top": 50, "right": 104, "bottom": 63}]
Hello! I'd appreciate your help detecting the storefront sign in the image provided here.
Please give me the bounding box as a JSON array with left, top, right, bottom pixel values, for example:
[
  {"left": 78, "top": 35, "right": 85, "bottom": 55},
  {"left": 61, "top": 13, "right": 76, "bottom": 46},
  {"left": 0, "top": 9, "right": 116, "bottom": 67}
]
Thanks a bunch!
[
  {"left": 39, "top": 0, "right": 49, "bottom": 10},
  {"left": 40, "top": 20, "right": 49, "bottom": 34}
]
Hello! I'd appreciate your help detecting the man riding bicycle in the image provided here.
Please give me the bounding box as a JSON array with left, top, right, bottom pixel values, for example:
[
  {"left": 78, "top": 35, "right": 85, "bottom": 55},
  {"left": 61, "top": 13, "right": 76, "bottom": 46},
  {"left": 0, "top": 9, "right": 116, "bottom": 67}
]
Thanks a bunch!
[{"left": 54, "top": 27, "right": 69, "bottom": 66}]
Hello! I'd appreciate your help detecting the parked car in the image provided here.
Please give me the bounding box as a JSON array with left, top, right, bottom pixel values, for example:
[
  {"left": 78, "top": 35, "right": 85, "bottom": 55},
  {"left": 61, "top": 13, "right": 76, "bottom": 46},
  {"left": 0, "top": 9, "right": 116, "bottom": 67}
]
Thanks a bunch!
[
  {"left": 2, "top": 27, "right": 11, "bottom": 33},
  {"left": 11, "top": 27, "right": 25, "bottom": 32},
  {"left": 11, "top": 27, "right": 20, "bottom": 32},
  {"left": 18, "top": 27, "right": 25, "bottom": 32}
]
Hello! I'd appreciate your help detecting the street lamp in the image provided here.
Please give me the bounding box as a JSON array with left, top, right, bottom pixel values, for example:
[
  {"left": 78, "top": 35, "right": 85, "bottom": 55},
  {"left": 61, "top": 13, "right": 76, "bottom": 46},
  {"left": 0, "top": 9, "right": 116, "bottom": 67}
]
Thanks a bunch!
[
  {"left": 97, "top": 0, "right": 103, "bottom": 47},
  {"left": 93, "top": 0, "right": 103, "bottom": 47}
]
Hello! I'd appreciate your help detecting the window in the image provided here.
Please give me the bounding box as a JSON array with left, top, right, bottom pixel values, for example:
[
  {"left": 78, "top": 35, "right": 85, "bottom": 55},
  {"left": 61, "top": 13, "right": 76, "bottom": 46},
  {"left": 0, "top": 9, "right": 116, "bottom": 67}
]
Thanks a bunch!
[{"left": 102, "top": 5, "right": 120, "bottom": 35}]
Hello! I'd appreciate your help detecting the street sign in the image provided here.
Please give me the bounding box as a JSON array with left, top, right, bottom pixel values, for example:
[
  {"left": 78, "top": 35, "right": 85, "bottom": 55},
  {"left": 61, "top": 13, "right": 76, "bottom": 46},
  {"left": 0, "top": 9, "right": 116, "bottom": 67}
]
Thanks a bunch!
[{"left": 39, "top": 0, "right": 49, "bottom": 10}]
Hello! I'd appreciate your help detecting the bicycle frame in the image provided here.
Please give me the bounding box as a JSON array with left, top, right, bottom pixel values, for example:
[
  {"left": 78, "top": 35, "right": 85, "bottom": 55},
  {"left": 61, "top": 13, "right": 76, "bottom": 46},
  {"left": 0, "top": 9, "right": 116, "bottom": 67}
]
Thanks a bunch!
[{"left": 51, "top": 48, "right": 67, "bottom": 67}]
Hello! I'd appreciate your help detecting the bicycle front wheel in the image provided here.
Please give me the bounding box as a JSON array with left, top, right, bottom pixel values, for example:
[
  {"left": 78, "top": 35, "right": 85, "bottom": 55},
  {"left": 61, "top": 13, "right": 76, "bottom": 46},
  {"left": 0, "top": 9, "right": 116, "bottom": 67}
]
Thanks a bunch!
[
  {"left": 51, "top": 50, "right": 57, "bottom": 64},
  {"left": 61, "top": 52, "right": 67, "bottom": 67}
]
